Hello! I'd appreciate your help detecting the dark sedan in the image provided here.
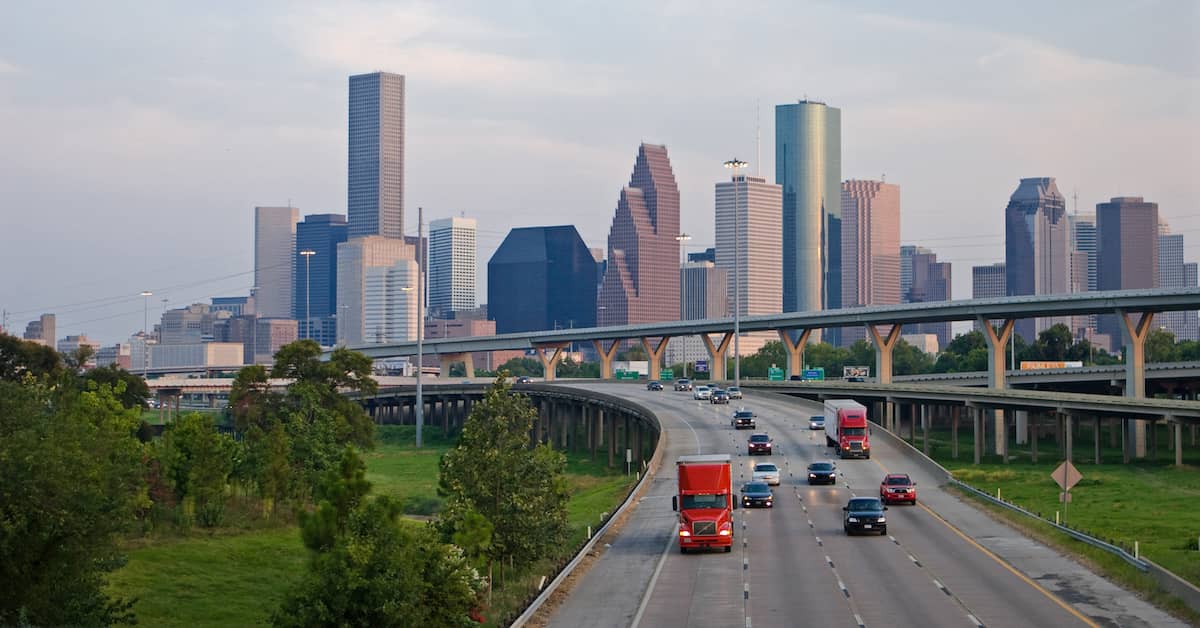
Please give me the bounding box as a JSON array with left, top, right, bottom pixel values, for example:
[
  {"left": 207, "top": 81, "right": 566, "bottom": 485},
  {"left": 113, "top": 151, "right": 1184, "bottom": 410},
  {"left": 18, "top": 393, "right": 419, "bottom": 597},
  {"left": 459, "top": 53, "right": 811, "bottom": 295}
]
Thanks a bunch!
[
  {"left": 807, "top": 461, "right": 837, "bottom": 485},
  {"left": 710, "top": 389, "right": 730, "bottom": 404},
  {"left": 646, "top": 380, "right": 664, "bottom": 391},
  {"left": 740, "top": 481, "right": 774, "bottom": 508},
  {"left": 843, "top": 497, "right": 888, "bottom": 535}
]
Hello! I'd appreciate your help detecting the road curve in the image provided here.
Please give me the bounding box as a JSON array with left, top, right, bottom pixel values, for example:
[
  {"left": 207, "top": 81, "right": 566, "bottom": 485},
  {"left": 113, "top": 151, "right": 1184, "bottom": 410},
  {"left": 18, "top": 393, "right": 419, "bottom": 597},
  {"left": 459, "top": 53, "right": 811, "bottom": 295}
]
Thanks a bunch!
[{"left": 545, "top": 384, "right": 1185, "bottom": 628}]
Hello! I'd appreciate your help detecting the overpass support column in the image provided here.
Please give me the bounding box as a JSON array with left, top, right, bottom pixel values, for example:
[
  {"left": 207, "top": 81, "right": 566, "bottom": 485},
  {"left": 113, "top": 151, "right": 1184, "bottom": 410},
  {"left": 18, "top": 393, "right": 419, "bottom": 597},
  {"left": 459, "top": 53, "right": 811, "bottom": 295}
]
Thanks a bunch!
[
  {"left": 1175, "top": 421, "right": 1183, "bottom": 467},
  {"left": 607, "top": 411, "right": 616, "bottom": 469},
  {"left": 640, "top": 337, "right": 670, "bottom": 382},
  {"left": 1015, "top": 411, "right": 1029, "bottom": 445},
  {"left": 593, "top": 340, "right": 621, "bottom": 380},
  {"left": 866, "top": 324, "right": 903, "bottom": 385},
  {"left": 535, "top": 344, "right": 568, "bottom": 382},
  {"left": 977, "top": 317, "right": 1015, "bottom": 455},
  {"left": 778, "top": 329, "right": 814, "bottom": 379},
  {"left": 969, "top": 404, "right": 982, "bottom": 465},
  {"left": 951, "top": 406, "right": 960, "bottom": 459},
  {"left": 701, "top": 333, "right": 733, "bottom": 382},
  {"left": 1118, "top": 309, "right": 1154, "bottom": 459}
]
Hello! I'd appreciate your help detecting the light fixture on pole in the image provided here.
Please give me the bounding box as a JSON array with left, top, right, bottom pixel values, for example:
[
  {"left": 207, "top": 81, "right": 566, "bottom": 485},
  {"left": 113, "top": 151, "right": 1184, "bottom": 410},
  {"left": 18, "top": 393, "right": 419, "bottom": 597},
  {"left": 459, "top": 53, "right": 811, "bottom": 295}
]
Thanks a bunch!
[
  {"left": 140, "top": 290, "right": 153, "bottom": 377},
  {"left": 723, "top": 158, "right": 748, "bottom": 387},
  {"left": 300, "top": 250, "right": 316, "bottom": 341},
  {"left": 675, "top": 233, "right": 691, "bottom": 378}
]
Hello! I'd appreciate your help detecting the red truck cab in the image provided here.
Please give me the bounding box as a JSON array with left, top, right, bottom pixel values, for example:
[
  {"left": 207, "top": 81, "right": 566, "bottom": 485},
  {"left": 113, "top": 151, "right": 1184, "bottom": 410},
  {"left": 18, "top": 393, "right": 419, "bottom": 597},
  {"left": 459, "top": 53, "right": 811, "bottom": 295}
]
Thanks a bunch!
[
  {"left": 672, "top": 454, "right": 737, "bottom": 553},
  {"left": 823, "top": 399, "right": 870, "bottom": 459}
]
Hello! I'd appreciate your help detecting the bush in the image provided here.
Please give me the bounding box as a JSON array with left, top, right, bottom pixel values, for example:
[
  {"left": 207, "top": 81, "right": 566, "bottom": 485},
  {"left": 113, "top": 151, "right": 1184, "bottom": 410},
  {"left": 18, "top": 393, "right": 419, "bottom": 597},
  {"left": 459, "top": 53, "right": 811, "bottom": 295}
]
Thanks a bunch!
[{"left": 402, "top": 495, "right": 443, "bottom": 516}]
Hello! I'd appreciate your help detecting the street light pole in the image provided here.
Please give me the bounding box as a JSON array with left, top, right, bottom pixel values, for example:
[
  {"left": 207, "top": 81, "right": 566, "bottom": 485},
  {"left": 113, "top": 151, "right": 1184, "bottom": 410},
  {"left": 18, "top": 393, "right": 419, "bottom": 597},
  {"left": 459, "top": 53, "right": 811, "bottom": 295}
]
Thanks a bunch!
[
  {"left": 416, "top": 206, "right": 425, "bottom": 448},
  {"left": 300, "top": 250, "right": 316, "bottom": 341},
  {"left": 675, "top": 233, "right": 691, "bottom": 379},
  {"left": 140, "top": 290, "right": 153, "bottom": 377},
  {"left": 724, "top": 158, "right": 748, "bottom": 387}
]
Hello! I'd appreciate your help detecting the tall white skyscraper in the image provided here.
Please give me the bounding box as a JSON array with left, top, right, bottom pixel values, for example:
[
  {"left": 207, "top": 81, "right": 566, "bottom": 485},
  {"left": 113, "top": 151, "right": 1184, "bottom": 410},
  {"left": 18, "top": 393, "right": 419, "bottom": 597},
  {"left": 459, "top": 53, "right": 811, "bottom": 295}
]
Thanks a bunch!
[
  {"left": 336, "top": 236, "right": 416, "bottom": 345},
  {"left": 254, "top": 206, "right": 299, "bottom": 319},
  {"left": 715, "top": 174, "right": 782, "bottom": 355},
  {"left": 428, "top": 217, "right": 477, "bottom": 317}
]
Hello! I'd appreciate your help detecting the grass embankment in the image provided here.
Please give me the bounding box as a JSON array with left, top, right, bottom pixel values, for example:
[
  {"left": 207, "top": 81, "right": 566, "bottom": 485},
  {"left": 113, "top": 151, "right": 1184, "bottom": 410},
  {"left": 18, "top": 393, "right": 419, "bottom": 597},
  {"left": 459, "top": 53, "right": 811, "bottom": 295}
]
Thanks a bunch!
[
  {"left": 897, "top": 421, "right": 1200, "bottom": 616},
  {"left": 109, "top": 424, "right": 636, "bottom": 627}
]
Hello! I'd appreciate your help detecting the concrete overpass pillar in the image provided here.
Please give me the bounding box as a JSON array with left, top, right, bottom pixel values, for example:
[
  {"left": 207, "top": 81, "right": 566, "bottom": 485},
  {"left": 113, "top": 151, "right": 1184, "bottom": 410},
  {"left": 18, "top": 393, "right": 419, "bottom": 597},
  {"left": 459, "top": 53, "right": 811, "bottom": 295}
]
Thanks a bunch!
[
  {"left": 778, "top": 328, "right": 813, "bottom": 379},
  {"left": 951, "top": 406, "right": 960, "bottom": 459},
  {"left": 977, "top": 317, "right": 1015, "bottom": 455},
  {"left": 640, "top": 337, "right": 670, "bottom": 381},
  {"left": 701, "top": 333, "right": 733, "bottom": 382},
  {"left": 1015, "top": 410, "right": 1028, "bottom": 445},
  {"left": 535, "top": 344, "right": 568, "bottom": 381},
  {"left": 970, "top": 405, "right": 982, "bottom": 465},
  {"left": 866, "top": 324, "right": 902, "bottom": 385},
  {"left": 1175, "top": 421, "right": 1183, "bottom": 467},
  {"left": 607, "top": 411, "right": 616, "bottom": 468},
  {"left": 1117, "top": 309, "right": 1154, "bottom": 459},
  {"left": 593, "top": 339, "right": 621, "bottom": 380}
]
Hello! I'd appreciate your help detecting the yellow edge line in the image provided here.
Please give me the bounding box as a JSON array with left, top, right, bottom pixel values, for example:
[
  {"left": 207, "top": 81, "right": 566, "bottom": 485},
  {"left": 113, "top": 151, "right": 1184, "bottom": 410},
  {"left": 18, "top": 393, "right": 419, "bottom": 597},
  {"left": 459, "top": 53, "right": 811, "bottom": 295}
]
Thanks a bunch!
[{"left": 872, "top": 458, "right": 1098, "bottom": 628}]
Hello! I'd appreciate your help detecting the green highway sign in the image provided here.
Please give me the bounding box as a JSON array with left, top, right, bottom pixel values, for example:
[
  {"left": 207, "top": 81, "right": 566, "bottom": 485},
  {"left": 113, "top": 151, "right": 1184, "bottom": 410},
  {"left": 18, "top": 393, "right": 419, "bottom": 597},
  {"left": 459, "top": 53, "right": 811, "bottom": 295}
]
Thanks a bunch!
[
  {"left": 660, "top": 369, "right": 674, "bottom": 381},
  {"left": 767, "top": 367, "right": 785, "bottom": 381}
]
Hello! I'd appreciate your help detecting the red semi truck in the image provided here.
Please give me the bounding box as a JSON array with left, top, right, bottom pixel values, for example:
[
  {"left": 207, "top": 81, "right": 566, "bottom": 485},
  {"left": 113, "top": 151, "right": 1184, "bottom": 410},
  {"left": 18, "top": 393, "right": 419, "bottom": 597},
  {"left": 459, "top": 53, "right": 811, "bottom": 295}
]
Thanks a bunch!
[
  {"left": 672, "top": 454, "right": 737, "bottom": 553},
  {"left": 824, "top": 399, "right": 870, "bottom": 459}
]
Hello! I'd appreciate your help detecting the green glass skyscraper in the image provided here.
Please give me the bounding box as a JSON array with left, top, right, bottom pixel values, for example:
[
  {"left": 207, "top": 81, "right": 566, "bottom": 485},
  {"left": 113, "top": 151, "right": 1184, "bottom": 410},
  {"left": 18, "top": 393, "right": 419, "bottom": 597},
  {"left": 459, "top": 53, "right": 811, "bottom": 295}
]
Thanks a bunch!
[{"left": 776, "top": 100, "right": 841, "bottom": 319}]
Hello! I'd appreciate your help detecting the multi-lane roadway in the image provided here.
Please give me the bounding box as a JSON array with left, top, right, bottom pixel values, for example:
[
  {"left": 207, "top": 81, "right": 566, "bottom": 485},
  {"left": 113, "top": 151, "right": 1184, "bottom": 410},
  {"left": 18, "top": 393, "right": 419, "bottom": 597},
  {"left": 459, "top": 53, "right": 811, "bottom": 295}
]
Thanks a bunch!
[{"left": 546, "top": 385, "right": 1184, "bottom": 628}]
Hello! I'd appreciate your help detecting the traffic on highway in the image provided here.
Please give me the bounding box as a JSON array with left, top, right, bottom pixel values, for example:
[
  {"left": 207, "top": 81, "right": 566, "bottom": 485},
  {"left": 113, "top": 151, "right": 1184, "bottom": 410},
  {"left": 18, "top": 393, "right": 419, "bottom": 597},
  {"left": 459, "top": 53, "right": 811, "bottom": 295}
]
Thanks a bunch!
[{"left": 547, "top": 382, "right": 1185, "bottom": 628}]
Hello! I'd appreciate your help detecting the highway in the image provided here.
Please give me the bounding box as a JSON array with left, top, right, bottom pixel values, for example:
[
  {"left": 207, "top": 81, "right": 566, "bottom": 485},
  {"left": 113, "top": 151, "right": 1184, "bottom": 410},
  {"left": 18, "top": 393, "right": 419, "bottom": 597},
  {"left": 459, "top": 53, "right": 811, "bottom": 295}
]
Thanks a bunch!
[{"left": 545, "top": 385, "right": 1185, "bottom": 628}]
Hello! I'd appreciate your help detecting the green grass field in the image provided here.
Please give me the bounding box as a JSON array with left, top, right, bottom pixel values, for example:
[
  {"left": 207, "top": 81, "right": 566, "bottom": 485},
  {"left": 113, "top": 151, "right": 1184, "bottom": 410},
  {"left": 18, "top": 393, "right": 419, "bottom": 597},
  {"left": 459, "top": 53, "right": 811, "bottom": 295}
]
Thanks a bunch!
[
  {"left": 109, "top": 423, "right": 636, "bottom": 627},
  {"left": 902, "top": 423, "right": 1200, "bottom": 587}
]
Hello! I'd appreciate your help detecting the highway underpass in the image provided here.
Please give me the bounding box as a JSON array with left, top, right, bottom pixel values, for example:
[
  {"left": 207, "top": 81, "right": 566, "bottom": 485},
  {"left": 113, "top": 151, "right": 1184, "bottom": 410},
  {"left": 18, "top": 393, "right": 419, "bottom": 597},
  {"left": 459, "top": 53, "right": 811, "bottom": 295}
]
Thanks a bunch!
[{"left": 545, "top": 384, "right": 1186, "bottom": 628}]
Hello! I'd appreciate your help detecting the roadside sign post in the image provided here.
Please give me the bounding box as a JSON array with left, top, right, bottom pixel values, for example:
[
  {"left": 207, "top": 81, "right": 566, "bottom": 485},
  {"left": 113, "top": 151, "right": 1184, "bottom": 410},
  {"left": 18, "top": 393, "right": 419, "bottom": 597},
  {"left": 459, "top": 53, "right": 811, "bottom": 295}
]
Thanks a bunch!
[{"left": 1051, "top": 460, "right": 1083, "bottom": 522}]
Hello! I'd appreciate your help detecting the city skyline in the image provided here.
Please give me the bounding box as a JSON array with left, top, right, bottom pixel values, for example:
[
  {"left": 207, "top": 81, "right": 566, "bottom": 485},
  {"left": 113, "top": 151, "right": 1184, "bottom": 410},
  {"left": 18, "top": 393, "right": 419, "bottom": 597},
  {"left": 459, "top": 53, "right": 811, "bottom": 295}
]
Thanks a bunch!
[{"left": 1, "top": 2, "right": 1196, "bottom": 344}]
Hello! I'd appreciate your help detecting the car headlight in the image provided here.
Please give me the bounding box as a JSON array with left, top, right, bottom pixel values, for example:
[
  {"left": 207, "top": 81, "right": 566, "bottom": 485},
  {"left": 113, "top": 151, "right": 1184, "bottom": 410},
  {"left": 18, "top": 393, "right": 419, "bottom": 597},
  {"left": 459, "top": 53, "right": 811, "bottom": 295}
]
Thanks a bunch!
[
  {"left": 877, "top": 517, "right": 886, "bottom": 523},
  {"left": 678, "top": 529, "right": 691, "bottom": 537},
  {"left": 847, "top": 517, "right": 859, "bottom": 523},
  {"left": 809, "top": 473, "right": 816, "bottom": 478}
]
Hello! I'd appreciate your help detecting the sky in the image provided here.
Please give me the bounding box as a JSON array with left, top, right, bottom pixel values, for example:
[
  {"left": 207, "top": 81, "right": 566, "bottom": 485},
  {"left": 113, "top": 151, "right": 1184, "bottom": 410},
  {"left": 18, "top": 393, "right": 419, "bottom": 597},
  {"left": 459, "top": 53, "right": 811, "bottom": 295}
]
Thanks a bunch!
[{"left": 1, "top": 1, "right": 1197, "bottom": 345}]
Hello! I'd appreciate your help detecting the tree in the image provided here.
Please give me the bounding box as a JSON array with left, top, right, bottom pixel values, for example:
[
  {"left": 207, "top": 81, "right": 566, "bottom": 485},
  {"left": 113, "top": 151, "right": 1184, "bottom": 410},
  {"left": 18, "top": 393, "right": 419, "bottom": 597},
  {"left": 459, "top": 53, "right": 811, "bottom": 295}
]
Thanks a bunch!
[
  {"left": 64, "top": 344, "right": 96, "bottom": 372},
  {"left": 0, "top": 380, "right": 143, "bottom": 626},
  {"left": 275, "top": 449, "right": 482, "bottom": 627},
  {"left": 496, "top": 357, "right": 542, "bottom": 377},
  {"left": 1034, "top": 324, "right": 1074, "bottom": 361},
  {"left": 154, "top": 413, "right": 236, "bottom": 527},
  {"left": 0, "top": 332, "right": 62, "bottom": 382},
  {"left": 438, "top": 375, "right": 570, "bottom": 581},
  {"left": 1145, "top": 327, "right": 1178, "bottom": 363},
  {"left": 272, "top": 340, "right": 378, "bottom": 449},
  {"left": 82, "top": 364, "right": 150, "bottom": 409}
]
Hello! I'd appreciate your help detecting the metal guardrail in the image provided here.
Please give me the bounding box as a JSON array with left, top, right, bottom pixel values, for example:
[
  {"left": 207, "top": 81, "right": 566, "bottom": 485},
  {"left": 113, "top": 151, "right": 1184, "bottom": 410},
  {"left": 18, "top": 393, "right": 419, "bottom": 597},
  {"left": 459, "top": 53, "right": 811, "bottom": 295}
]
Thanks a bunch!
[
  {"left": 950, "top": 480, "right": 1149, "bottom": 571},
  {"left": 508, "top": 394, "right": 665, "bottom": 628}
]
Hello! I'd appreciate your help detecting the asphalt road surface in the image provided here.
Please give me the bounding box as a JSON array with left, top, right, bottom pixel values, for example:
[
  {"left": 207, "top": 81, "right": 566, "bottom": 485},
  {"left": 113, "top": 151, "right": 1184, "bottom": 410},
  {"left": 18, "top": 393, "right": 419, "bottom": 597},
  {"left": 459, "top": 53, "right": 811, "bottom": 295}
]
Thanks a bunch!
[{"left": 546, "top": 384, "right": 1185, "bottom": 628}]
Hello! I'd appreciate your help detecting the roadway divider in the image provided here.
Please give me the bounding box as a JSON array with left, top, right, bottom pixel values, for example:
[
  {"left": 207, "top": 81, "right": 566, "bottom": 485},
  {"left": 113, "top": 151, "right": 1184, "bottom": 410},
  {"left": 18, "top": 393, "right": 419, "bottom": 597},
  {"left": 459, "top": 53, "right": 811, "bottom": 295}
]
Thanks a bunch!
[
  {"left": 867, "top": 408, "right": 1200, "bottom": 615},
  {"left": 509, "top": 392, "right": 667, "bottom": 628}
]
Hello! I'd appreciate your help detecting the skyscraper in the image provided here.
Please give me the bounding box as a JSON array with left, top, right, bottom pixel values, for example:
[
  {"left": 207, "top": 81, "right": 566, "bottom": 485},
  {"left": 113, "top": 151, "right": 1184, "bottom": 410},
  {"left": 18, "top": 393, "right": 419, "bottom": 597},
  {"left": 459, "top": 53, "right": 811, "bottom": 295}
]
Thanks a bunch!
[
  {"left": 841, "top": 180, "right": 901, "bottom": 345},
  {"left": 1004, "top": 178, "right": 1071, "bottom": 342},
  {"left": 254, "top": 206, "right": 299, "bottom": 319},
  {"left": 665, "top": 261, "right": 730, "bottom": 367},
  {"left": 294, "top": 214, "right": 348, "bottom": 345},
  {"left": 716, "top": 174, "right": 783, "bottom": 318},
  {"left": 597, "top": 144, "right": 680, "bottom": 327},
  {"left": 776, "top": 100, "right": 841, "bottom": 321},
  {"left": 900, "top": 245, "right": 932, "bottom": 303},
  {"left": 1096, "top": 196, "right": 1159, "bottom": 343},
  {"left": 972, "top": 262, "right": 1006, "bottom": 332},
  {"left": 428, "top": 217, "right": 477, "bottom": 318},
  {"left": 1158, "top": 230, "right": 1197, "bottom": 341},
  {"left": 488, "top": 226, "right": 597, "bottom": 334},
  {"left": 22, "top": 313, "right": 55, "bottom": 347},
  {"left": 1069, "top": 212, "right": 1097, "bottom": 336},
  {"left": 908, "top": 249, "right": 952, "bottom": 348},
  {"left": 348, "top": 72, "right": 405, "bottom": 239},
  {"left": 336, "top": 236, "right": 416, "bottom": 345}
]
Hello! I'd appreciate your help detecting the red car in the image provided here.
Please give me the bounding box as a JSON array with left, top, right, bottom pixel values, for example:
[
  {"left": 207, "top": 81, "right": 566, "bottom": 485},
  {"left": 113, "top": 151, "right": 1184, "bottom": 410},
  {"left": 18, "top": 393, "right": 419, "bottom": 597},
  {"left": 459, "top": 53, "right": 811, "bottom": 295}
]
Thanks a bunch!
[
  {"left": 879, "top": 473, "right": 917, "bottom": 505},
  {"left": 746, "top": 433, "right": 773, "bottom": 455}
]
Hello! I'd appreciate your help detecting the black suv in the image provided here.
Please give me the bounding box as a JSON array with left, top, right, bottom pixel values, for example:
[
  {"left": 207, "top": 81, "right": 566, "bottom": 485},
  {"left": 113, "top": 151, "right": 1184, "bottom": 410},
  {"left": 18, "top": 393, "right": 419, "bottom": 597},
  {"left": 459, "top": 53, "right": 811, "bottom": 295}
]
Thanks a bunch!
[
  {"left": 843, "top": 497, "right": 887, "bottom": 535},
  {"left": 731, "top": 409, "right": 756, "bottom": 429}
]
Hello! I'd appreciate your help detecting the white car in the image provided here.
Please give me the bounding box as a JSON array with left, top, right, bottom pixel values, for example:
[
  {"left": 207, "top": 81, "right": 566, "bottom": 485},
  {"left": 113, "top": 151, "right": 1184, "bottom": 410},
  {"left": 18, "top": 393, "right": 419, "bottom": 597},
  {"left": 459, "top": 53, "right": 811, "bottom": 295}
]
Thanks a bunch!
[
  {"left": 752, "top": 462, "right": 781, "bottom": 486},
  {"left": 809, "top": 415, "right": 825, "bottom": 430},
  {"left": 727, "top": 386, "right": 743, "bottom": 400},
  {"left": 693, "top": 385, "right": 712, "bottom": 400}
]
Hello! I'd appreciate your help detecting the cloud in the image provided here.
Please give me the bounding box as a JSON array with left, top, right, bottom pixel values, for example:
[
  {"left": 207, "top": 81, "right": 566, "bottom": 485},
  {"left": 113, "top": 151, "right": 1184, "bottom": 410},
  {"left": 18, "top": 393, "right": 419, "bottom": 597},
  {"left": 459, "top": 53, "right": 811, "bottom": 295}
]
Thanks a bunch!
[
  {"left": 0, "top": 59, "right": 20, "bottom": 74},
  {"left": 281, "top": 2, "right": 621, "bottom": 97}
]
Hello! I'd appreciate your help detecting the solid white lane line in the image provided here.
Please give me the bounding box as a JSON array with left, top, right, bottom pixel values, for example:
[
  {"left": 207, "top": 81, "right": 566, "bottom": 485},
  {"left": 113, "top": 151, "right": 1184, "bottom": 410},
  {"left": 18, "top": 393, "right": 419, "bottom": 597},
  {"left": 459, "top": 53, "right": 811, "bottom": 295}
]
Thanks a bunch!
[
  {"left": 629, "top": 530, "right": 675, "bottom": 628},
  {"left": 838, "top": 579, "right": 850, "bottom": 598},
  {"left": 854, "top": 613, "right": 866, "bottom": 628},
  {"left": 966, "top": 613, "right": 984, "bottom": 627}
]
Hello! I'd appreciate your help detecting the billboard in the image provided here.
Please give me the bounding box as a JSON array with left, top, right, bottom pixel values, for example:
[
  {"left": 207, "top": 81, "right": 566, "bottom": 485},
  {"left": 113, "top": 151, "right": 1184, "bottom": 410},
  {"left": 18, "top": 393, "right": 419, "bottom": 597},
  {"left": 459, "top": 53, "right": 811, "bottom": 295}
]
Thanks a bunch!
[
  {"left": 843, "top": 366, "right": 870, "bottom": 381},
  {"left": 1019, "top": 361, "right": 1084, "bottom": 370}
]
